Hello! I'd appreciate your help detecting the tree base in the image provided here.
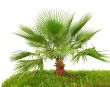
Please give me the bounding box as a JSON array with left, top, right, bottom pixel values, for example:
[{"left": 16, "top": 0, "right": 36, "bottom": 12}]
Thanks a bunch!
[
  {"left": 55, "top": 67, "right": 65, "bottom": 76},
  {"left": 54, "top": 58, "right": 65, "bottom": 77}
]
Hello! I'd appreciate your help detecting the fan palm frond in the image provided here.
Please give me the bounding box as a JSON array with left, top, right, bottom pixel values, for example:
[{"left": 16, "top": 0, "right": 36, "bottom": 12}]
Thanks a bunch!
[
  {"left": 76, "top": 30, "right": 100, "bottom": 43},
  {"left": 72, "top": 30, "right": 100, "bottom": 48},
  {"left": 45, "top": 19, "right": 64, "bottom": 35},
  {"left": 10, "top": 51, "right": 35, "bottom": 61},
  {"left": 36, "top": 10, "right": 73, "bottom": 46},
  {"left": 64, "top": 13, "right": 74, "bottom": 37},
  {"left": 15, "top": 26, "right": 47, "bottom": 45},
  {"left": 67, "top": 13, "right": 74, "bottom": 29},
  {"left": 46, "top": 49, "right": 59, "bottom": 59},
  {"left": 15, "top": 58, "right": 43, "bottom": 74},
  {"left": 19, "top": 25, "right": 37, "bottom": 36},
  {"left": 46, "top": 48, "right": 68, "bottom": 59},
  {"left": 71, "top": 13, "right": 92, "bottom": 37},
  {"left": 73, "top": 47, "right": 108, "bottom": 63}
]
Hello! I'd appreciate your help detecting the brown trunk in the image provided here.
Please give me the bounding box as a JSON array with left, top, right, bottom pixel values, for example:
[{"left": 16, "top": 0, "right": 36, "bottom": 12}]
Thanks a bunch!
[{"left": 54, "top": 57, "right": 65, "bottom": 77}]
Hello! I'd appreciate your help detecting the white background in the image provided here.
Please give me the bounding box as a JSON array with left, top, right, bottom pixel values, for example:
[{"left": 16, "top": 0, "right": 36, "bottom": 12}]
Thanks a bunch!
[{"left": 0, "top": 0, "right": 110, "bottom": 86}]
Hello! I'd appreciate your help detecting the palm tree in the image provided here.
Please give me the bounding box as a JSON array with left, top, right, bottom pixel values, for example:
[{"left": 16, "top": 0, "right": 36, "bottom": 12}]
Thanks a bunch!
[{"left": 11, "top": 10, "right": 108, "bottom": 76}]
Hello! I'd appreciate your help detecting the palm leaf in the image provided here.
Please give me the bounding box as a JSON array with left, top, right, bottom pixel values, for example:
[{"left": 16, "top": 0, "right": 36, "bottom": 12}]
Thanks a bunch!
[
  {"left": 64, "top": 13, "right": 74, "bottom": 36},
  {"left": 46, "top": 49, "right": 58, "bottom": 59},
  {"left": 76, "top": 30, "right": 100, "bottom": 43},
  {"left": 14, "top": 25, "right": 48, "bottom": 46},
  {"left": 19, "top": 25, "right": 37, "bottom": 36},
  {"left": 71, "top": 13, "right": 92, "bottom": 36},
  {"left": 46, "top": 19, "right": 64, "bottom": 35},
  {"left": 15, "top": 58, "right": 43, "bottom": 74},
  {"left": 74, "top": 47, "right": 108, "bottom": 62},
  {"left": 27, "top": 41, "right": 44, "bottom": 47},
  {"left": 36, "top": 10, "right": 72, "bottom": 46},
  {"left": 10, "top": 51, "right": 35, "bottom": 61},
  {"left": 67, "top": 13, "right": 75, "bottom": 29},
  {"left": 46, "top": 47, "right": 68, "bottom": 59},
  {"left": 15, "top": 33, "right": 47, "bottom": 46}
]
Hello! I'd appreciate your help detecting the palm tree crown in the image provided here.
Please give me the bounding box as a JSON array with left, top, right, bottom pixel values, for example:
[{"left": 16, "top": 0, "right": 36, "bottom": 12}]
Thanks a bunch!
[{"left": 11, "top": 10, "right": 108, "bottom": 74}]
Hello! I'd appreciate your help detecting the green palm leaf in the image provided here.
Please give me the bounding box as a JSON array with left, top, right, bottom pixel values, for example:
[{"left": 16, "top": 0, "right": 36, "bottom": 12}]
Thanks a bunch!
[
  {"left": 46, "top": 49, "right": 59, "bottom": 59},
  {"left": 66, "top": 13, "right": 75, "bottom": 31},
  {"left": 10, "top": 51, "right": 35, "bottom": 61},
  {"left": 15, "top": 58, "right": 43, "bottom": 74},
  {"left": 71, "top": 13, "right": 92, "bottom": 37},
  {"left": 36, "top": 10, "right": 72, "bottom": 46},
  {"left": 19, "top": 25, "right": 37, "bottom": 36},
  {"left": 76, "top": 30, "right": 100, "bottom": 42},
  {"left": 16, "top": 33, "right": 46, "bottom": 44},
  {"left": 15, "top": 32, "right": 48, "bottom": 46},
  {"left": 45, "top": 19, "right": 64, "bottom": 35},
  {"left": 74, "top": 47, "right": 108, "bottom": 62},
  {"left": 64, "top": 13, "right": 74, "bottom": 36},
  {"left": 15, "top": 25, "right": 48, "bottom": 46}
]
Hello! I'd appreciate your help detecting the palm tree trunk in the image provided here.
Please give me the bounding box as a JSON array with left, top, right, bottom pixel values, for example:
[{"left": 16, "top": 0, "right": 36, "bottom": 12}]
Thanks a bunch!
[{"left": 54, "top": 57, "right": 65, "bottom": 76}]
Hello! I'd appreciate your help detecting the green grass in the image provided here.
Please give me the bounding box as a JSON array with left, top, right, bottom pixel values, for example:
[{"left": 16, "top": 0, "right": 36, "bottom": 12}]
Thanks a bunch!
[{"left": 2, "top": 70, "right": 110, "bottom": 87}]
